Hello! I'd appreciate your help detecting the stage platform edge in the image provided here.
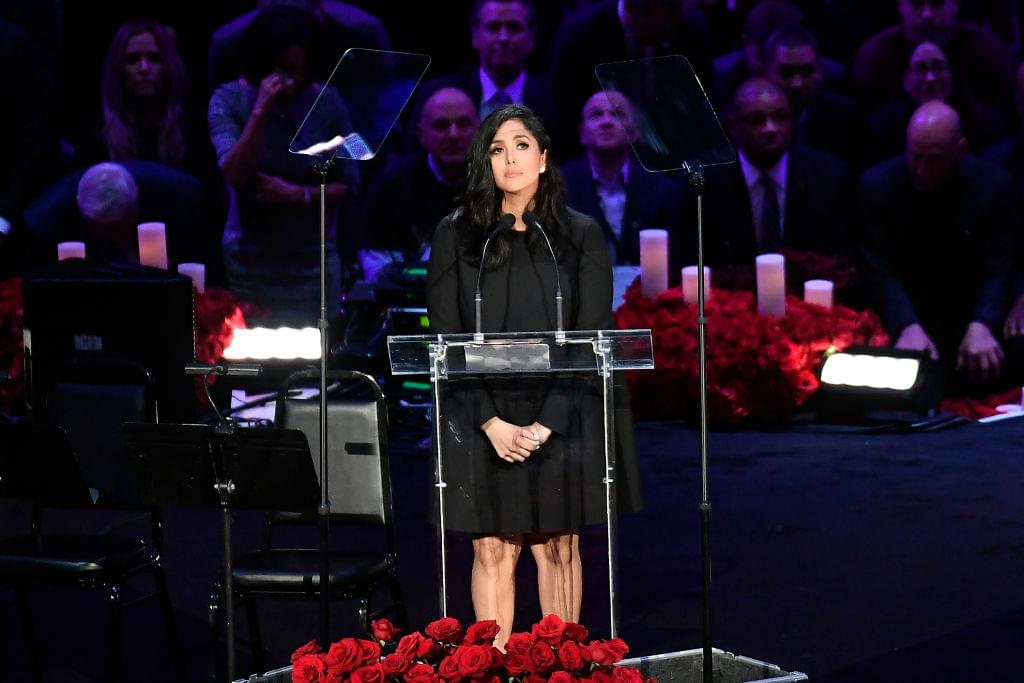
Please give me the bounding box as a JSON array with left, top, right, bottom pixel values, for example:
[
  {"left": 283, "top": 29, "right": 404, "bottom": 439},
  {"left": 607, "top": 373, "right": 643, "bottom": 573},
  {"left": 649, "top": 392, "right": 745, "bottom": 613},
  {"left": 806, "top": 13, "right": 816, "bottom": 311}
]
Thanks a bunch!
[{"left": 233, "top": 647, "right": 807, "bottom": 683}]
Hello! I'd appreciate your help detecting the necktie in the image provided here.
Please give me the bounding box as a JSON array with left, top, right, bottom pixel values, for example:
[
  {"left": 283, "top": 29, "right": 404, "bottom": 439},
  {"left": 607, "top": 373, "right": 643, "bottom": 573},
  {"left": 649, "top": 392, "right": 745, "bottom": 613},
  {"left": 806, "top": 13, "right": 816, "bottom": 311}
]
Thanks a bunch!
[
  {"left": 482, "top": 90, "right": 513, "bottom": 118},
  {"left": 759, "top": 174, "right": 782, "bottom": 252}
]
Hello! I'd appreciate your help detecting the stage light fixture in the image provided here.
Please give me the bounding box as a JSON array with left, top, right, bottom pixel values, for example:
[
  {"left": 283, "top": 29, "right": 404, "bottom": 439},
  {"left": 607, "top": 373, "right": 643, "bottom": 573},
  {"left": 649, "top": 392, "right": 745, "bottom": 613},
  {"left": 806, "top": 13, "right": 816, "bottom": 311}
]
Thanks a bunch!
[
  {"left": 223, "top": 327, "right": 321, "bottom": 360},
  {"left": 814, "top": 345, "right": 942, "bottom": 416}
]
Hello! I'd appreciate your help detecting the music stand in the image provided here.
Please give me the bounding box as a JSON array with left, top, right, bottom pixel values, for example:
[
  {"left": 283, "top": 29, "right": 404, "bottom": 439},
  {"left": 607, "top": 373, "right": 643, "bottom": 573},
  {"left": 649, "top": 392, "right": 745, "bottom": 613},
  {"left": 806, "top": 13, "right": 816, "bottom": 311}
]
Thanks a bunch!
[{"left": 124, "top": 423, "right": 319, "bottom": 683}]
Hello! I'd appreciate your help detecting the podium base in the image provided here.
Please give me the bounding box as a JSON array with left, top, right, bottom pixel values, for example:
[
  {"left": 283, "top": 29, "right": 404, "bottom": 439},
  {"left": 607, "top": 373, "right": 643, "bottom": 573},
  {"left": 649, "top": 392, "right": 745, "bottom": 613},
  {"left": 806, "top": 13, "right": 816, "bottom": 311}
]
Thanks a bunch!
[
  {"left": 620, "top": 649, "right": 807, "bottom": 683},
  {"left": 233, "top": 648, "right": 806, "bottom": 683}
]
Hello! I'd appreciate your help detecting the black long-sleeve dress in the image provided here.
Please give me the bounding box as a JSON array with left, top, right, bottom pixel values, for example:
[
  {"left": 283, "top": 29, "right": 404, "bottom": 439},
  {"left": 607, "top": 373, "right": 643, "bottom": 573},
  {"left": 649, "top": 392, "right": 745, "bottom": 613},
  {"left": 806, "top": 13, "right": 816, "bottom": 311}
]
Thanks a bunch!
[{"left": 426, "top": 207, "right": 643, "bottom": 535}]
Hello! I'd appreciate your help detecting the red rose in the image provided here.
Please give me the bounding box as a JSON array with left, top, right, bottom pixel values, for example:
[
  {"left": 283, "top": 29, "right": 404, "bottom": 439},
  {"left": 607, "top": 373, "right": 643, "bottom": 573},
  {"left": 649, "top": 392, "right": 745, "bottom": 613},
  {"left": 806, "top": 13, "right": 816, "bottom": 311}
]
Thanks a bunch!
[
  {"left": 528, "top": 642, "right": 557, "bottom": 672},
  {"left": 351, "top": 664, "right": 385, "bottom": 683},
  {"left": 588, "top": 639, "right": 628, "bottom": 666},
  {"left": 404, "top": 663, "right": 435, "bottom": 681},
  {"left": 557, "top": 641, "right": 584, "bottom": 671},
  {"left": 464, "top": 620, "right": 501, "bottom": 645},
  {"left": 438, "top": 654, "right": 463, "bottom": 681},
  {"left": 503, "top": 631, "right": 535, "bottom": 675},
  {"left": 292, "top": 640, "right": 323, "bottom": 664},
  {"left": 548, "top": 672, "right": 573, "bottom": 683},
  {"left": 565, "top": 622, "right": 589, "bottom": 643},
  {"left": 523, "top": 675, "right": 547, "bottom": 683},
  {"left": 358, "top": 640, "right": 382, "bottom": 665},
  {"left": 611, "top": 667, "right": 644, "bottom": 683},
  {"left": 327, "top": 638, "right": 363, "bottom": 674},
  {"left": 532, "top": 615, "right": 566, "bottom": 645},
  {"left": 383, "top": 653, "right": 412, "bottom": 676},
  {"left": 454, "top": 644, "right": 493, "bottom": 678},
  {"left": 426, "top": 617, "right": 464, "bottom": 644},
  {"left": 408, "top": 673, "right": 442, "bottom": 683},
  {"left": 590, "top": 671, "right": 612, "bottom": 683},
  {"left": 372, "top": 618, "right": 402, "bottom": 643},
  {"left": 397, "top": 632, "right": 436, "bottom": 661},
  {"left": 293, "top": 654, "right": 328, "bottom": 683}
]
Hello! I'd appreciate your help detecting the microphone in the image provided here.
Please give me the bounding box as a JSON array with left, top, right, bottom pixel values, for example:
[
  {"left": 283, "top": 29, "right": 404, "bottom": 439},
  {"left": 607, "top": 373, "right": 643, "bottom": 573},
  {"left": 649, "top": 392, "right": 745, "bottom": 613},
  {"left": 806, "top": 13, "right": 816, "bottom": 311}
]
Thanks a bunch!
[
  {"left": 522, "top": 211, "right": 564, "bottom": 339},
  {"left": 474, "top": 214, "right": 516, "bottom": 340}
]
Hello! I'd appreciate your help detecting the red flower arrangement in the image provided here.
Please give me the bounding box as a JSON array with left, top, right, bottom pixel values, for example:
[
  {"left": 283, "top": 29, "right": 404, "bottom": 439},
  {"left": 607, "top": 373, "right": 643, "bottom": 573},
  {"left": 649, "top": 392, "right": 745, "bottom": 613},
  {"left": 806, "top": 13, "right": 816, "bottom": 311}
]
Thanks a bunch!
[
  {"left": 290, "top": 616, "right": 651, "bottom": 683},
  {"left": 615, "top": 278, "right": 889, "bottom": 424}
]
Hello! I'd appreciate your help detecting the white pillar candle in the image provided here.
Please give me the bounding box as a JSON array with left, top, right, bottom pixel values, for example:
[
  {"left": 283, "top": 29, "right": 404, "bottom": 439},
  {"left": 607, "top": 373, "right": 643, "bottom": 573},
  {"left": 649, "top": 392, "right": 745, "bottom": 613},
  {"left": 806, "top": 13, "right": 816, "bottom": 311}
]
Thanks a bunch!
[
  {"left": 137, "top": 222, "right": 168, "bottom": 268},
  {"left": 681, "top": 265, "right": 712, "bottom": 304},
  {"left": 177, "top": 262, "right": 206, "bottom": 293},
  {"left": 756, "top": 253, "right": 786, "bottom": 316},
  {"left": 804, "top": 279, "right": 833, "bottom": 308},
  {"left": 57, "top": 241, "right": 86, "bottom": 261},
  {"left": 639, "top": 229, "right": 669, "bottom": 298}
]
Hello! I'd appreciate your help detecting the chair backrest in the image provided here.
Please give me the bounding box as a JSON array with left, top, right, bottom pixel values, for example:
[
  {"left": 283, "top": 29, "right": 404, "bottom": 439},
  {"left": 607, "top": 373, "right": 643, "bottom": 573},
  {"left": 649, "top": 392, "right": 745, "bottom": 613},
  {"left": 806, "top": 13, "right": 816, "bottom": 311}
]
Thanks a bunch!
[
  {"left": 45, "top": 358, "right": 155, "bottom": 506},
  {"left": 275, "top": 370, "right": 392, "bottom": 526}
]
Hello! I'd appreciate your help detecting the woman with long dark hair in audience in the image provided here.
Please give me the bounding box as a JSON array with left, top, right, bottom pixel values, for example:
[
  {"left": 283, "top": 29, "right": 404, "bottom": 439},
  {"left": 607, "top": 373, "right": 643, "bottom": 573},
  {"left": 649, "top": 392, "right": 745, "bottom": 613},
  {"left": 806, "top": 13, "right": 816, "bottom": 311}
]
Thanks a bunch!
[
  {"left": 427, "top": 104, "right": 642, "bottom": 647},
  {"left": 208, "top": 5, "right": 357, "bottom": 324},
  {"left": 85, "top": 19, "right": 191, "bottom": 167}
]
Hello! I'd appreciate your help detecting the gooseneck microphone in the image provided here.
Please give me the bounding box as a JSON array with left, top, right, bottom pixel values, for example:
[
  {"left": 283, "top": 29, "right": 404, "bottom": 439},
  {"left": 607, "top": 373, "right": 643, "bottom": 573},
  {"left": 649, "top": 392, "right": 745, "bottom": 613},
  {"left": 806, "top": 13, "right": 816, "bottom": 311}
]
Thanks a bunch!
[
  {"left": 521, "top": 211, "right": 564, "bottom": 338},
  {"left": 474, "top": 213, "right": 516, "bottom": 340}
]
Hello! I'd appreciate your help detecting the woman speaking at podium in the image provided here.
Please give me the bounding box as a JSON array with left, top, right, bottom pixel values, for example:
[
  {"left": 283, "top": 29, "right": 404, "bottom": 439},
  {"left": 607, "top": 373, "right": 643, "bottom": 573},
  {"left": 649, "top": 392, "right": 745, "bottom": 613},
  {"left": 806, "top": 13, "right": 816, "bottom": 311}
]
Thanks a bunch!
[{"left": 427, "top": 104, "right": 641, "bottom": 647}]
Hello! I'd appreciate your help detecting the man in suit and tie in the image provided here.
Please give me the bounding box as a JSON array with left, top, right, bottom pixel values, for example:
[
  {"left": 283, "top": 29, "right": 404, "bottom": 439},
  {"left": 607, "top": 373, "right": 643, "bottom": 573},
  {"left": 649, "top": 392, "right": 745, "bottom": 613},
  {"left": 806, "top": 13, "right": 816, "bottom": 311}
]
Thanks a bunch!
[
  {"left": 410, "top": 0, "right": 555, "bottom": 137},
  {"left": 562, "top": 89, "right": 682, "bottom": 271},
  {"left": 698, "top": 78, "right": 854, "bottom": 267}
]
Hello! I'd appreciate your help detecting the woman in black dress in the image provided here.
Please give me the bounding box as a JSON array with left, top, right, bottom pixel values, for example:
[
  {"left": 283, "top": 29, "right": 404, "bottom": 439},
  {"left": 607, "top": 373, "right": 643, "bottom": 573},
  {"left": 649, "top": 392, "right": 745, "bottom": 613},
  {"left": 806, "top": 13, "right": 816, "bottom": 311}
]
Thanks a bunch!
[{"left": 426, "top": 104, "right": 641, "bottom": 646}]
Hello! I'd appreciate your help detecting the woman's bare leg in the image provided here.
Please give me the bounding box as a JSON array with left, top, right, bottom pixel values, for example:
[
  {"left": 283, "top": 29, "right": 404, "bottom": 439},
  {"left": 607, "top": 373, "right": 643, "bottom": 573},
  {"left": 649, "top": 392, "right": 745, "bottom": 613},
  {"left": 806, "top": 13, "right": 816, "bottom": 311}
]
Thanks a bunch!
[
  {"left": 471, "top": 535, "right": 523, "bottom": 648},
  {"left": 529, "top": 532, "right": 581, "bottom": 621}
]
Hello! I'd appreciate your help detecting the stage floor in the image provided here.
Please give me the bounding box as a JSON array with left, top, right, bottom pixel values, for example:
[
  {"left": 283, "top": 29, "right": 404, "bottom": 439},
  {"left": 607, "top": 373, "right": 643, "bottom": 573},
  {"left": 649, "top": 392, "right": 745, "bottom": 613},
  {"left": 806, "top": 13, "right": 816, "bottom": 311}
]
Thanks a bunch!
[{"left": 2, "top": 417, "right": 1022, "bottom": 682}]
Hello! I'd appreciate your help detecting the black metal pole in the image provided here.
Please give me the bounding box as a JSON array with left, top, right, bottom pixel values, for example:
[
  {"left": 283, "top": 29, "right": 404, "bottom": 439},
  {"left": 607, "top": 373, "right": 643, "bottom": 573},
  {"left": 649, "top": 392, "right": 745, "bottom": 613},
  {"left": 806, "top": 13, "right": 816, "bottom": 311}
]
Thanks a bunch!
[
  {"left": 315, "top": 161, "right": 334, "bottom": 645},
  {"left": 684, "top": 162, "right": 714, "bottom": 683}
]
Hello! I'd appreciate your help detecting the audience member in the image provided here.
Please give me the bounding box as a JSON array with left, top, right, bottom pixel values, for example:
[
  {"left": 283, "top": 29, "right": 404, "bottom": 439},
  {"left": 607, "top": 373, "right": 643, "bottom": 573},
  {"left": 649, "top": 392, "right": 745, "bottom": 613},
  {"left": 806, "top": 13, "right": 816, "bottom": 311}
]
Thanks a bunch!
[
  {"left": 208, "top": 5, "right": 358, "bottom": 325},
  {"left": 762, "top": 24, "right": 862, "bottom": 162},
  {"left": 853, "top": 0, "right": 1016, "bottom": 119},
  {"left": 412, "top": 1, "right": 554, "bottom": 144},
  {"left": 562, "top": 90, "right": 682, "bottom": 268},
  {"left": 208, "top": 0, "right": 390, "bottom": 91},
  {"left": 358, "top": 87, "right": 479, "bottom": 275},
  {"left": 860, "top": 101, "right": 1017, "bottom": 389},
  {"left": 21, "top": 161, "right": 205, "bottom": 266},
  {"left": 697, "top": 78, "right": 854, "bottom": 266},
  {"left": 712, "top": 1, "right": 849, "bottom": 108},
  {"left": 550, "top": 0, "right": 714, "bottom": 158},
  {"left": 74, "top": 19, "right": 199, "bottom": 173},
  {"left": 986, "top": 63, "right": 1024, "bottom": 342}
]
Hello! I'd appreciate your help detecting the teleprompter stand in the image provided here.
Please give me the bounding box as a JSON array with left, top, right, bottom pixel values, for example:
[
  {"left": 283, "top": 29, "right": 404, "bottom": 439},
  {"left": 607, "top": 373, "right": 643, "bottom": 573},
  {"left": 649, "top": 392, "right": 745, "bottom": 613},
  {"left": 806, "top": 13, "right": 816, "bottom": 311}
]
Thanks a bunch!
[{"left": 124, "top": 423, "right": 319, "bottom": 683}]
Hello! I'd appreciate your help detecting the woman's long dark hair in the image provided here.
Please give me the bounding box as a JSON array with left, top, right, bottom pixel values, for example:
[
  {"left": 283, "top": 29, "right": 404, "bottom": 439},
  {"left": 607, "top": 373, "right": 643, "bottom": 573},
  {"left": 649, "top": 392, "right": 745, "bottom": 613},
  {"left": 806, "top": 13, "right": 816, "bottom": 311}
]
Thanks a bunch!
[
  {"left": 101, "top": 19, "right": 187, "bottom": 166},
  {"left": 456, "top": 104, "right": 568, "bottom": 269}
]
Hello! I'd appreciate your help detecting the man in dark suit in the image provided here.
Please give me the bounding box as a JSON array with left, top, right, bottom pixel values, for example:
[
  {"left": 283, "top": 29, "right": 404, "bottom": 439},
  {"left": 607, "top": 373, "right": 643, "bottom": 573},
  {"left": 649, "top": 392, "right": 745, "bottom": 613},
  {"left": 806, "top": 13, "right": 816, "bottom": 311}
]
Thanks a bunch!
[
  {"left": 549, "top": 0, "right": 714, "bottom": 159},
  {"left": 562, "top": 89, "right": 682, "bottom": 270},
  {"left": 762, "top": 24, "right": 863, "bottom": 164},
  {"left": 411, "top": 0, "right": 554, "bottom": 138},
  {"left": 357, "top": 87, "right": 478, "bottom": 278},
  {"left": 208, "top": 0, "right": 390, "bottom": 89},
  {"left": 698, "top": 78, "right": 853, "bottom": 266},
  {"left": 861, "top": 101, "right": 1017, "bottom": 388}
]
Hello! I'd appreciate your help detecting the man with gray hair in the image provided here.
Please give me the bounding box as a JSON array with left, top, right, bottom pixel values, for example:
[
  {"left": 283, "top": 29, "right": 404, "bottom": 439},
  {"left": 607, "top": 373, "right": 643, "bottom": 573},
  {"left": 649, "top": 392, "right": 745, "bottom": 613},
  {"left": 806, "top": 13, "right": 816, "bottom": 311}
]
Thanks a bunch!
[
  {"left": 73, "top": 162, "right": 140, "bottom": 261},
  {"left": 860, "top": 100, "right": 1019, "bottom": 389}
]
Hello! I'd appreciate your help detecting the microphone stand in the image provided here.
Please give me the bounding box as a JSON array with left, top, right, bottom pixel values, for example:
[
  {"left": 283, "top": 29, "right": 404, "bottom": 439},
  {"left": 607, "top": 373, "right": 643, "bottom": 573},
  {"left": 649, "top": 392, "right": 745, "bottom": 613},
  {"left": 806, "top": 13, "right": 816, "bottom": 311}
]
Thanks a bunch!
[
  {"left": 523, "top": 213, "right": 564, "bottom": 341},
  {"left": 683, "top": 161, "right": 714, "bottom": 683}
]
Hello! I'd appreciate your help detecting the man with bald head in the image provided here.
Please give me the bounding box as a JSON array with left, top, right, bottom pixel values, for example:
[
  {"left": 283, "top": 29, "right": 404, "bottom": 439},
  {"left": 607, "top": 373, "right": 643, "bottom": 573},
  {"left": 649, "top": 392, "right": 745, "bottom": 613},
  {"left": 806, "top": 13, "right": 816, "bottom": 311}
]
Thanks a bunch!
[
  {"left": 697, "top": 78, "right": 853, "bottom": 266},
  {"left": 357, "top": 87, "right": 478, "bottom": 274},
  {"left": 561, "top": 90, "right": 681, "bottom": 267},
  {"left": 861, "top": 101, "right": 1018, "bottom": 388}
]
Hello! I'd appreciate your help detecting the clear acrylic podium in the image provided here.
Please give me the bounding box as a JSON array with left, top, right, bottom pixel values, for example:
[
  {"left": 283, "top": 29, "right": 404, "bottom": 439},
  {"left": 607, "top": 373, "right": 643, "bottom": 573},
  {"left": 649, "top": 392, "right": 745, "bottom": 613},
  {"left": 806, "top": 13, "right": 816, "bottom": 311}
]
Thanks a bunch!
[{"left": 388, "top": 328, "right": 653, "bottom": 636}]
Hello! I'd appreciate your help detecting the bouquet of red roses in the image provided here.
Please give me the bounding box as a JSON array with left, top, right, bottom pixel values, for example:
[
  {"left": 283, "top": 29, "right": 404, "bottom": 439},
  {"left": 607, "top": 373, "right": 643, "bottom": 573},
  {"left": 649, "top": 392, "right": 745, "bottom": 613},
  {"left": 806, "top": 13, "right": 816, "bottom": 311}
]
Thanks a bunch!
[
  {"left": 290, "top": 615, "right": 652, "bottom": 683},
  {"left": 615, "top": 279, "right": 889, "bottom": 424}
]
